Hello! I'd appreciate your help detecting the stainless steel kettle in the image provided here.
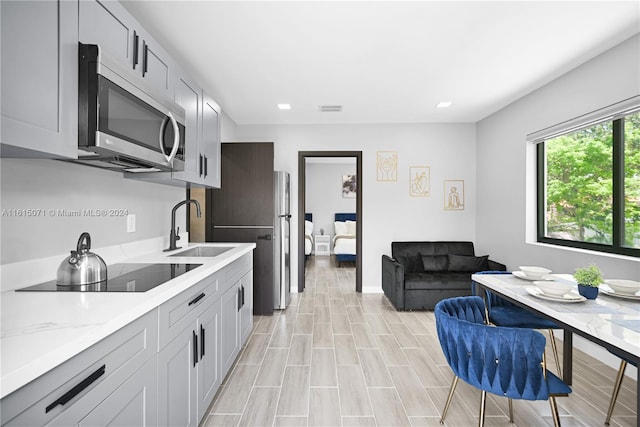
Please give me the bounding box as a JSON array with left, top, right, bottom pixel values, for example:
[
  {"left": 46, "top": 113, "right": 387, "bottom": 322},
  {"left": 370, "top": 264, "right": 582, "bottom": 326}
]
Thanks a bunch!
[{"left": 57, "top": 232, "right": 107, "bottom": 287}]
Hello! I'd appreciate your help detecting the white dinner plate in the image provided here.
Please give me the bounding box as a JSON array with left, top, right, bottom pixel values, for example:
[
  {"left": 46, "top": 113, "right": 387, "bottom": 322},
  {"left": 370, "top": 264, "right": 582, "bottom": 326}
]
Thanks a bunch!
[
  {"left": 600, "top": 286, "right": 640, "bottom": 301},
  {"left": 525, "top": 287, "right": 586, "bottom": 303},
  {"left": 513, "top": 271, "right": 554, "bottom": 281}
]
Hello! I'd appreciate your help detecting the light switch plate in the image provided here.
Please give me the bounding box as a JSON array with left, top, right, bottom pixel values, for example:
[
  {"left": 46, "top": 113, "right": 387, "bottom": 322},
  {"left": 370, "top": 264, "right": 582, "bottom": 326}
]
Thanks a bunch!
[{"left": 127, "top": 214, "right": 136, "bottom": 233}]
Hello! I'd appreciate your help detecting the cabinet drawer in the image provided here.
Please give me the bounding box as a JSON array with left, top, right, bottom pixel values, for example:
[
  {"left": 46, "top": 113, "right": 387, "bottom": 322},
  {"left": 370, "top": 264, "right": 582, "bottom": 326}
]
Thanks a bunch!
[
  {"left": 220, "top": 254, "right": 252, "bottom": 291},
  {"left": 1, "top": 309, "right": 157, "bottom": 426},
  {"left": 158, "top": 274, "right": 219, "bottom": 350}
]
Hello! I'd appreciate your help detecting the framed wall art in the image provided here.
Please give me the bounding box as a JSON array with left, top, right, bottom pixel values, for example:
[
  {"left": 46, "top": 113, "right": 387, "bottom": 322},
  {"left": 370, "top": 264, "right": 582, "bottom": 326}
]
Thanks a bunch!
[
  {"left": 409, "top": 166, "right": 430, "bottom": 197},
  {"left": 444, "top": 180, "right": 464, "bottom": 210},
  {"left": 376, "top": 151, "right": 397, "bottom": 181},
  {"left": 342, "top": 174, "right": 356, "bottom": 198}
]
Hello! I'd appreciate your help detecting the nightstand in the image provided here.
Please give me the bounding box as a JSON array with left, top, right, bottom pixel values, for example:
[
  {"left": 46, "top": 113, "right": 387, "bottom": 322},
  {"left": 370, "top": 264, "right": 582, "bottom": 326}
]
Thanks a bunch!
[{"left": 314, "top": 234, "right": 331, "bottom": 256}]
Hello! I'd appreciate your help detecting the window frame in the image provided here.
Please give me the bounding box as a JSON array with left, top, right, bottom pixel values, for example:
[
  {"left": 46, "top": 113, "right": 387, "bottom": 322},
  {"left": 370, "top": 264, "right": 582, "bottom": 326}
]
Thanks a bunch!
[{"left": 536, "top": 115, "right": 640, "bottom": 258}]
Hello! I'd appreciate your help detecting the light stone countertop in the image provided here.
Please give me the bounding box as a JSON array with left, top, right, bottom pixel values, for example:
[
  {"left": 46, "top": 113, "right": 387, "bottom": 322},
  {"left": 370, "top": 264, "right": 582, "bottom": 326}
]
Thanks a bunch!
[{"left": 0, "top": 241, "right": 256, "bottom": 399}]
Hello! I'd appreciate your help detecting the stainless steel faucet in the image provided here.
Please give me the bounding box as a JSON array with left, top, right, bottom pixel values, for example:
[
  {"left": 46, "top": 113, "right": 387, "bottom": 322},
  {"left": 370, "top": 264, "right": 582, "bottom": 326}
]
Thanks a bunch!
[{"left": 164, "top": 199, "right": 202, "bottom": 251}]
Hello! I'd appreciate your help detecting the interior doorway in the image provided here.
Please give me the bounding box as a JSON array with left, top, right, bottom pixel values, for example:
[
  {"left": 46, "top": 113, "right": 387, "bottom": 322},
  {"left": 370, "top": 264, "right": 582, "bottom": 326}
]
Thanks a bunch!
[{"left": 298, "top": 151, "right": 363, "bottom": 293}]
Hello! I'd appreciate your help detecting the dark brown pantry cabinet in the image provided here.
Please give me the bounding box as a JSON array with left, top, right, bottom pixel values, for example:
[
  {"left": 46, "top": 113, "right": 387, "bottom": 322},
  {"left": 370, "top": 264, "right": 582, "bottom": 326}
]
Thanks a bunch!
[{"left": 207, "top": 142, "right": 275, "bottom": 315}]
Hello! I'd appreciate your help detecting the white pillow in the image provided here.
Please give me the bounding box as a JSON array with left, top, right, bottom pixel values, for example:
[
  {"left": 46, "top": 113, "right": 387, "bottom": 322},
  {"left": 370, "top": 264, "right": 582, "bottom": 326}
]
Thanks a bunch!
[
  {"left": 345, "top": 220, "right": 356, "bottom": 236},
  {"left": 305, "top": 220, "right": 314, "bottom": 235},
  {"left": 334, "top": 221, "right": 348, "bottom": 235}
]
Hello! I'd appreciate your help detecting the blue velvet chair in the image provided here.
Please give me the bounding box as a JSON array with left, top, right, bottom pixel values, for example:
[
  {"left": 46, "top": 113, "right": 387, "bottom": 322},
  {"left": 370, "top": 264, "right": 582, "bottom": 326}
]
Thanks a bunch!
[
  {"left": 605, "top": 353, "right": 637, "bottom": 425},
  {"left": 473, "top": 271, "right": 563, "bottom": 377},
  {"left": 435, "top": 296, "right": 571, "bottom": 427}
]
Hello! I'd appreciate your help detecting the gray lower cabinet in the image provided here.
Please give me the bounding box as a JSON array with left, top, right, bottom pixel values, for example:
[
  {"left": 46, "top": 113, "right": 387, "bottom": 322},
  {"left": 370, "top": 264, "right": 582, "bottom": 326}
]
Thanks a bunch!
[
  {"left": 0, "top": 0, "right": 78, "bottom": 159},
  {"left": 1, "top": 255, "right": 252, "bottom": 427},
  {"left": 220, "top": 283, "right": 241, "bottom": 376},
  {"left": 239, "top": 271, "right": 254, "bottom": 345},
  {"left": 0, "top": 309, "right": 157, "bottom": 426},
  {"left": 221, "top": 254, "right": 254, "bottom": 375},
  {"left": 78, "top": 356, "right": 157, "bottom": 426},
  {"left": 157, "top": 272, "right": 222, "bottom": 427}
]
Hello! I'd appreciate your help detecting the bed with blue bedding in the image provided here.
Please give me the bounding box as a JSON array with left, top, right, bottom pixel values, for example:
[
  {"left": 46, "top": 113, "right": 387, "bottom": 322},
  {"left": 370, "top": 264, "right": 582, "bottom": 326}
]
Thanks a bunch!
[{"left": 334, "top": 213, "right": 356, "bottom": 263}]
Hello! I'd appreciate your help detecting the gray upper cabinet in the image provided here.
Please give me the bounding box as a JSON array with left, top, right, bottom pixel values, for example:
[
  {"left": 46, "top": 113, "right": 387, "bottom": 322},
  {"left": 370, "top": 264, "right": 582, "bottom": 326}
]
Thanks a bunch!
[
  {"left": 202, "top": 93, "right": 222, "bottom": 188},
  {"left": 172, "top": 73, "right": 204, "bottom": 185},
  {"left": 170, "top": 70, "right": 222, "bottom": 188},
  {"left": 0, "top": 0, "right": 78, "bottom": 159},
  {"left": 79, "top": 0, "right": 173, "bottom": 99}
]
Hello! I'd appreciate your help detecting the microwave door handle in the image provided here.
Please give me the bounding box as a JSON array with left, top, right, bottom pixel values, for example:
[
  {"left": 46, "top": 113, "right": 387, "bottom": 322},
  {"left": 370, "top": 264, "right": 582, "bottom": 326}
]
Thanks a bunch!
[{"left": 159, "top": 112, "right": 180, "bottom": 165}]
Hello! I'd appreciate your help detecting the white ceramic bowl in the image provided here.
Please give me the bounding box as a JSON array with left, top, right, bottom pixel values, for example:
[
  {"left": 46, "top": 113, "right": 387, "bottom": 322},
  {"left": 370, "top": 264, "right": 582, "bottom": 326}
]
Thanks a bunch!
[
  {"left": 604, "top": 279, "right": 640, "bottom": 295},
  {"left": 534, "top": 281, "right": 573, "bottom": 297},
  {"left": 519, "top": 266, "right": 552, "bottom": 279}
]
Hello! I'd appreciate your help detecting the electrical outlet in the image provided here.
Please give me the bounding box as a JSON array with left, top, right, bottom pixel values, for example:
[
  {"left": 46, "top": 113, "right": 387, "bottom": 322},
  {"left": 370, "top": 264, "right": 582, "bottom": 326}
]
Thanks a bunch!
[{"left": 127, "top": 214, "right": 136, "bottom": 233}]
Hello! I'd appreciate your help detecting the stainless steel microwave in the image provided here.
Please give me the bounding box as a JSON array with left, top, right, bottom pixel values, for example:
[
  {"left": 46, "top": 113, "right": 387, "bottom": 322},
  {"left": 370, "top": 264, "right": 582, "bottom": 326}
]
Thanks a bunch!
[{"left": 76, "top": 43, "right": 185, "bottom": 172}]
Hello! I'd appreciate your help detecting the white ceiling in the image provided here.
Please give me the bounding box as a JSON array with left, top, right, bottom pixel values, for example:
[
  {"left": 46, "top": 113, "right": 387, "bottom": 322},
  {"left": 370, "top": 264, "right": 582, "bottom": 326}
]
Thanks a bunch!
[{"left": 121, "top": 1, "right": 640, "bottom": 125}]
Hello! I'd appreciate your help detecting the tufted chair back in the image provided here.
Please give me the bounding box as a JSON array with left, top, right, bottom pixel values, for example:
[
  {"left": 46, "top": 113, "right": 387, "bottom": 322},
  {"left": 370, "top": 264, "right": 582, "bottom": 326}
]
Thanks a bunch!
[{"left": 436, "top": 296, "right": 553, "bottom": 400}]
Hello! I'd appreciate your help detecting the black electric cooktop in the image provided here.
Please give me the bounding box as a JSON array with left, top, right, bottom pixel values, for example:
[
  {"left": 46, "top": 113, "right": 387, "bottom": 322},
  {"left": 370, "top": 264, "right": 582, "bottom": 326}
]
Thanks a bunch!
[{"left": 16, "top": 263, "right": 202, "bottom": 292}]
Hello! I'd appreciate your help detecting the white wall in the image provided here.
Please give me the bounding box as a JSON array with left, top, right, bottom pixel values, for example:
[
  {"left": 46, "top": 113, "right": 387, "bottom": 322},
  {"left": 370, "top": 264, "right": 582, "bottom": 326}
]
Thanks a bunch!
[
  {"left": 0, "top": 159, "right": 186, "bottom": 264},
  {"left": 236, "top": 123, "right": 477, "bottom": 292},
  {"left": 476, "top": 34, "right": 640, "bottom": 376},
  {"left": 476, "top": 33, "right": 640, "bottom": 281},
  {"left": 305, "top": 161, "right": 356, "bottom": 242}
]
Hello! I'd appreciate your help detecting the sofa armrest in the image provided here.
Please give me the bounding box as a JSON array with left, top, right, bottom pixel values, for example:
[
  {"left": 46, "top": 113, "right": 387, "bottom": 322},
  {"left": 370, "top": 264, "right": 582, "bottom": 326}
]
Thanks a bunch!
[
  {"left": 382, "top": 255, "right": 405, "bottom": 310},
  {"left": 487, "top": 259, "right": 507, "bottom": 271}
]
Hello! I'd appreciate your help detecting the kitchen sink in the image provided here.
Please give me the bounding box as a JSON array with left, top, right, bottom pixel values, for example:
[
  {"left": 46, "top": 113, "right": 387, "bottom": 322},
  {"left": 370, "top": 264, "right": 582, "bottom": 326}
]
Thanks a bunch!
[{"left": 169, "top": 246, "right": 234, "bottom": 257}]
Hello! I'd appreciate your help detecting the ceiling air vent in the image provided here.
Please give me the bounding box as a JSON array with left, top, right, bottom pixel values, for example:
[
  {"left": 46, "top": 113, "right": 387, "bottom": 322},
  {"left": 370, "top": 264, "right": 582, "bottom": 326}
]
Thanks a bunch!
[{"left": 319, "top": 105, "right": 342, "bottom": 112}]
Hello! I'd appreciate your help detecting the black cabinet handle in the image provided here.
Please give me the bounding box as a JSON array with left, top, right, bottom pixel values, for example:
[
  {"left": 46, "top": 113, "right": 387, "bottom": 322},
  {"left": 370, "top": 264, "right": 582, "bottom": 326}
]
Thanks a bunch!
[
  {"left": 142, "top": 42, "right": 148, "bottom": 77},
  {"left": 200, "top": 324, "right": 205, "bottom": 358},
  {"left": 204, "top": 156, "right": 208, "bottom": 177},
  {"left": 257, "top": 234, "right": 272, "bottom": 240},
  {"left": 188, "top": 292, "right": 205, "bottom": 306},
  {"left": 45, "top": 365, "right": 106, "bottom": 413},
  {"left": 237, "top": 289, "right": 241, "bottom": 312},
  {"left": 199, "top": 154, "right": 203, "bottom": 177},
  {"left": 133, "top": 31, "right": 139, "bottom": 70},
  {"left": 241, "top": 285, "right": 245, "bottom": 306},
  {"left": 193, "top": 331, "right": 198, "bottom": 367}
]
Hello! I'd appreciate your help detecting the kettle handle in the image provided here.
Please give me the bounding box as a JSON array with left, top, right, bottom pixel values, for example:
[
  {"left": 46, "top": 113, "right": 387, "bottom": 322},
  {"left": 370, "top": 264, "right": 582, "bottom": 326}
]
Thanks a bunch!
[{"left": 77, "top": 232, "right": 91, "bottom": 253}]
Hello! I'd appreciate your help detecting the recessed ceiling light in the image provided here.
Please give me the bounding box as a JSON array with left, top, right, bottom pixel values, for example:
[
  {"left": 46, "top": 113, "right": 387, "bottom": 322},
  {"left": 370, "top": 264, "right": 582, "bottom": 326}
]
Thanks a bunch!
[
  {"left": 277, "top": 104, "right": 291, "bottom": 110},
  {"left": 436, "top": 101, "right": 453, "bottom": 108}
]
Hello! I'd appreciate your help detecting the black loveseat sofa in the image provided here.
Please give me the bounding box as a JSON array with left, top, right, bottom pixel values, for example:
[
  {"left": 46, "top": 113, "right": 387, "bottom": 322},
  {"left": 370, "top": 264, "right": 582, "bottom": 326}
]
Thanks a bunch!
[{"left": 382, "top": 241, "right": 506, "bottom": 310}]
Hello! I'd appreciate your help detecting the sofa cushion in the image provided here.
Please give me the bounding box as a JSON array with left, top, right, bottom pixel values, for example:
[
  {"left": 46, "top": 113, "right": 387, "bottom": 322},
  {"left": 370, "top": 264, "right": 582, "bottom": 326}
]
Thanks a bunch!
[
  {"left": 404, "top": 273, "right": 471, "bottom": 290},
  {"left": 422, "top": 255, "right": 449, "bottom": 272},
  {"left": 396, "top": 254, "right": 423, "bottom": 273},
  {"left": 447, "top": 254, "right": 489, "bottom": 272}
]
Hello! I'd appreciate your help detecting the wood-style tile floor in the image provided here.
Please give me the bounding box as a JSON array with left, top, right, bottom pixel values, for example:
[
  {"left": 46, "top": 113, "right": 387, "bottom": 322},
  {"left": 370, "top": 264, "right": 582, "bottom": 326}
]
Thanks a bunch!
[{"left": 203, "top": 256, "right": 637, "bottom": 426}]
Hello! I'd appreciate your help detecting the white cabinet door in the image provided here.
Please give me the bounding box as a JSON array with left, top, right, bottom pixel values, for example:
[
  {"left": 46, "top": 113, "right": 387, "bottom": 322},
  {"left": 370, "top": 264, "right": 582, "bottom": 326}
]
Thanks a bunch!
[{"left": 1, "top": 0, "right": 78, "bottom": 159}]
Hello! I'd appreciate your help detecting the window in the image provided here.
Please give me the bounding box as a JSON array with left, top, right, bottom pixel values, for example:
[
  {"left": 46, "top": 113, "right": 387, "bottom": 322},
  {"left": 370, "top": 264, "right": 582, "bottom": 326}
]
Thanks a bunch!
[{"left": 537, "top": 111, "right": 640, "bottom": 257}]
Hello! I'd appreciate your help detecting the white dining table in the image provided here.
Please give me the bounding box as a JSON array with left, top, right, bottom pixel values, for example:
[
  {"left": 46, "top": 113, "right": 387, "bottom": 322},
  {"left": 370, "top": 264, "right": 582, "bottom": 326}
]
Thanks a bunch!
[{"left": 472, "top": 273, "right": 640, "bottom": 426}]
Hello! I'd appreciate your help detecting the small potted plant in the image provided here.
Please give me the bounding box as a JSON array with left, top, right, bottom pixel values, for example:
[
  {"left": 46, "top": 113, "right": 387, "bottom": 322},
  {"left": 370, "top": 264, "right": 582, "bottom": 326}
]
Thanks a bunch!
[{"left": 573, "top": 264, "right": 603, "bottom": 299}]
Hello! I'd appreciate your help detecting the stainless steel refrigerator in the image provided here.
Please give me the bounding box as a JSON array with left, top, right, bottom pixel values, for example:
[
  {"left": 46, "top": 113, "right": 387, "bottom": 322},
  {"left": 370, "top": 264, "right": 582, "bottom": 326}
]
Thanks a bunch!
[{"left": 274, "top": 171, "right": 291, "bottom": 309}]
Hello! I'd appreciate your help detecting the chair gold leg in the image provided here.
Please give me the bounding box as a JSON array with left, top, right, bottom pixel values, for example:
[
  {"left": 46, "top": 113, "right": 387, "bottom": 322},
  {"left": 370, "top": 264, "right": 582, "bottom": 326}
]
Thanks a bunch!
[
  {"left": 478, "top": 390, "right": 487, "bottom": 427},
  {"left": 508, "top": 398, "right": 513, "bottom": 423},
  {"left": 440, "top": 376, "right": 459, "bottom": 425},
  {"left": 547, "top": 329, "right": 562, "bottom": 377},
  {"left": 605, "top": 360, "right": 627, "bottom": 425},
  {"left": 548, "top": 396, "right": 561, "bottom": 427}
]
